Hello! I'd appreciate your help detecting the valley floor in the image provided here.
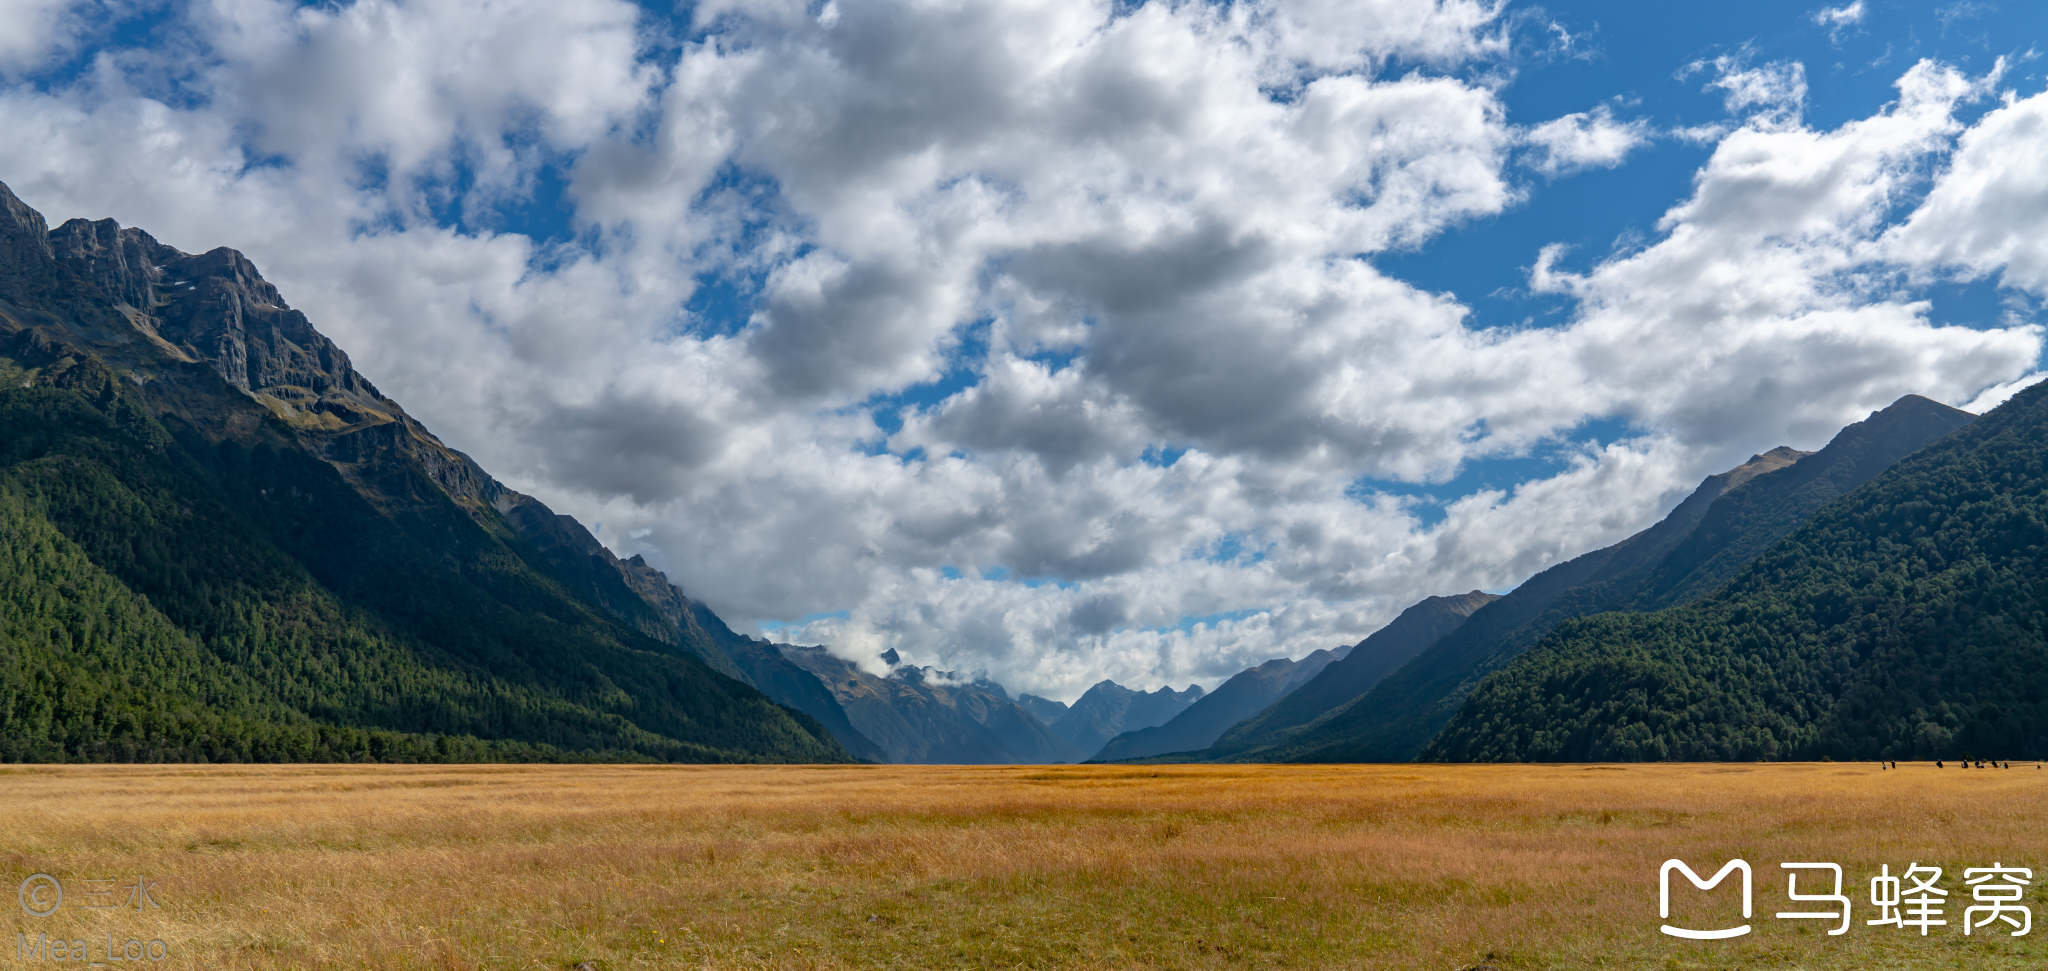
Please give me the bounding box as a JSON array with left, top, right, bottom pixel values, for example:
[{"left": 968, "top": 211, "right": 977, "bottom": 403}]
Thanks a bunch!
[{"left": 2, "top": 762, "right": 2042, "bottom": 969}]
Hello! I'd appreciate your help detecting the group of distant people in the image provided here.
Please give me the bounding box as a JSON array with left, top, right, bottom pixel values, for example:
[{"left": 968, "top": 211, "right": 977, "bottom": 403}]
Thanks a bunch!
[{"left": 1878, "top": 760, "right": 2037, "bottom": 769}]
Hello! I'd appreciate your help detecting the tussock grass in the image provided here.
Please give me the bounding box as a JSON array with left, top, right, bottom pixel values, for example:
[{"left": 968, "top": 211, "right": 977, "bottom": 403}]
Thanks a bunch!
[{"left": 2, "top": 762, "right": 2043, "bottom": 969}]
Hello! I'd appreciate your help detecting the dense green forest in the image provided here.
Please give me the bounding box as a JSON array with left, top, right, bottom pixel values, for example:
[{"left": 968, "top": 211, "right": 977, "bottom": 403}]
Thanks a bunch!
[
  {"left": 1226, "top": 397, "right": 1972, "bottom": 765},
  {"left": 0, "top": 480, "right": 571, "bottom": 763},
  {"left": 0, "top": 380, "right": 847, "bottom": 762},
  {"left": 1425, "top": 381, "right": 2048, "bottom": 762}
]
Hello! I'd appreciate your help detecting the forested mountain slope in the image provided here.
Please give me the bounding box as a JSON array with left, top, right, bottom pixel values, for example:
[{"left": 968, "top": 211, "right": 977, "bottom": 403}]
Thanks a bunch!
[
  {"left": 1249, "top": 448, "right": 1811, "bottom": 763},
  {"left": 1630, "top": 397, "right": 1976, "bottom": 610},
  {"left": 1258, "top": 396, "right": 1973, "bottom": 764},
  {"left": 0, "top": 180, "right": 853, "bottom": 763},
  {"left": 1426, "top": 380, "right": 2048, "bottom": 763}
]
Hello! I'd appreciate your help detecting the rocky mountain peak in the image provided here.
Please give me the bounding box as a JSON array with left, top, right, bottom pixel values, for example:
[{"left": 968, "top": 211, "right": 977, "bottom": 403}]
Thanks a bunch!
[
  {"left": 48, "top": 217, "right": 173, "bottom": 312},
  {"left": 0, "top": 181, "right": 52, "bottom": 264}
]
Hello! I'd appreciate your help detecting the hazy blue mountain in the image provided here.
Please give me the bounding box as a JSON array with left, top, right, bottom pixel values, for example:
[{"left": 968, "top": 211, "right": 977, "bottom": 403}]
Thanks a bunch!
[
  {"left": 1091, "top": 646, "right": 1347, "bottom": 762},
  {"left": 1049, "top": 681, "right": 1205, "bottom": 757},
  {"left": 775, "top": 647, "right": 1085, "bottom": 764},
  {"left": 1016, "top": 694, "right": 1070, "bottom": 725},
  {"left": 1204, "top": 590, "right": 1499, "bottom": 758}
]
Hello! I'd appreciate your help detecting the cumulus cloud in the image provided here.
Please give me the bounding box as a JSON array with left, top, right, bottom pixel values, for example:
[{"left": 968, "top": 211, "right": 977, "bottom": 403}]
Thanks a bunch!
[
  {"left": 1884, "top": 82, "right": 2048, "bottom": 293},
  {"left": 0, "top": 2, "right": 2043, "bottom": 700},
  {"left": 1523, "top": 104, "right": 1651, "bottom": 175}
]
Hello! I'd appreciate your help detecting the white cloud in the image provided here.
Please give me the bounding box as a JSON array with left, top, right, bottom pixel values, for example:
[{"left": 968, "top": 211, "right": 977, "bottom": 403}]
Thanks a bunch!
[
  {"left": 0, "top": 5, "right": 2043, "bottom": 701},
  {"left": 1691, "top": 52, "right": 1809, "bottom": 129},
  {"left": 1524, "top": 104, "right": 1651, "bottom": 175},
  {"left": 1531, "top": 60, "right": 2035, "bottom": 447},
  {"left": 1813, "top": 1, "right": 1866, "bottom": 43},
  {"left": 1960, "top": 371, "right": 2047, "bottom": 414},
  {"left": 1813, "top": 1, "right": 1865, "bottom": 26},
  {"left": 0, "top": 0, "right": 85, "bottom": 72},
  {"left": 1884, "top": 83, "right": 2048, "bottom": 293}
]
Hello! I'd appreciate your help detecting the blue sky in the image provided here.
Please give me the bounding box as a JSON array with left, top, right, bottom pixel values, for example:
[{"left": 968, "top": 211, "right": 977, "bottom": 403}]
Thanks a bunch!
[
  {"left": 1376, "top": 0, "right": 2048, "bottom": 523},
  {"left": 2, "top": 0, "right": 2045, "bottom": 698}
]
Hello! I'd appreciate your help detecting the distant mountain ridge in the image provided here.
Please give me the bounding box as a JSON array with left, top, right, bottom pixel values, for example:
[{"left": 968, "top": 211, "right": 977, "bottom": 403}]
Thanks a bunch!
[
  {"left": 1091, "top": 645, "right": 1350, "bottom": 761},
  {"left": 1201, "top": 590, "right": 1499, "bottom": 759},
  {"left": 1016, "top": 694, "right": 1070, "bottom": 725},
  {"left": 1050, "top": 680, "right": 1205, "bottom": 757},
  {"left": 775, "top": 647, "right": 1084, "bottom": 763},
  {"left": 5, "top": 179, "right": 1997, "bottom": 767}
]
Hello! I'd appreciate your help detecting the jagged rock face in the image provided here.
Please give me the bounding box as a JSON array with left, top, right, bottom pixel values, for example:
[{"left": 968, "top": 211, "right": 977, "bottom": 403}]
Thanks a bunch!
[
  {"left": 0, "top": 184, "right": 54, "bottom": 295},
  {"left": 22, "top": 204, "right": 517, "bottom": 521},
  {"left": 26, "top": 194, "right": 893, "bottom": 762},
  {"left": 8, "top": 204, "right": 402, "bottom": 463},
  {"left": 47, "top": 217, "right": 166, "bottom": 312},
  {"left": 51, "top": 219, "right": 396, "bottom": 433}
]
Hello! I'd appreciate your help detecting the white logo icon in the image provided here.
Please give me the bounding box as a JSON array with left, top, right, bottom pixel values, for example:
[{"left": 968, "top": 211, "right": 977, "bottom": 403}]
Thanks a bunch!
[{"left": 1660, "top": 859, "right": 1752, "bottom": 939}]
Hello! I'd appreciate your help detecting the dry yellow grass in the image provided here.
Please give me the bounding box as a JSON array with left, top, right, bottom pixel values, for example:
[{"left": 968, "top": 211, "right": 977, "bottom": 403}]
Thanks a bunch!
[{"left": 1, "top": 762, "right": 2043, "bottom": 970}]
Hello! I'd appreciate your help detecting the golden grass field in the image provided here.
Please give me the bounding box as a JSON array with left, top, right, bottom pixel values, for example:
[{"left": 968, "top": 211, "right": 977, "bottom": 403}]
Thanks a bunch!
[{"left": 2, "top": 762, "right": 2044, "bottom": 970}]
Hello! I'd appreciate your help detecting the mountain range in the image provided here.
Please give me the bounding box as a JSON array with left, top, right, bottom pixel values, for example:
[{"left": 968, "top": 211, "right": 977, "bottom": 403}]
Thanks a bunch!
[
  {"left": 0, "top": 182, "right": 1319, "bottom": 767},
  {"left": 1047, "top": 680, "right": 1204, "bottom": 756},
  {"left": 3, "top": 178, "right": 2033, "bottom": 765},
  {"left": 1084, "top": 392, "right": 1989, "bottom": 766},
  {"left": 1197, "top": 590, "right": 1499, "bottom": 758}
]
